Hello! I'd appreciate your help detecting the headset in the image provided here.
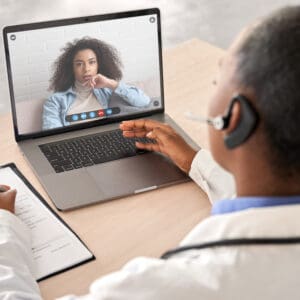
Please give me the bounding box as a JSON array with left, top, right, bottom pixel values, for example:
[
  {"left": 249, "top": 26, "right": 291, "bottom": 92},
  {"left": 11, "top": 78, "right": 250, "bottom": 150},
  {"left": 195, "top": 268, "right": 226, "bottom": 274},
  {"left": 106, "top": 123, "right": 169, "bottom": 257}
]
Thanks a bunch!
[
  {"left": 161, "top": 236, "right": 300, "bottom": 259},
  {"left": 209, "top": 94, "right": 259, "bottom": 149},
  {"left": 185, "top": 94, "right": 259, "bottom": 149}
]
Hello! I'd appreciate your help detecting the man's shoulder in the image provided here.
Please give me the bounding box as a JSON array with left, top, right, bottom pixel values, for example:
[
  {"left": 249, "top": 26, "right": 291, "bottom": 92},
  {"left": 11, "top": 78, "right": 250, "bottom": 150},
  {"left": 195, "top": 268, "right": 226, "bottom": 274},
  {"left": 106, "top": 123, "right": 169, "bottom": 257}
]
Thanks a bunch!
[{"left": 182, "top": 203, "right": 300, "bottom": 245}]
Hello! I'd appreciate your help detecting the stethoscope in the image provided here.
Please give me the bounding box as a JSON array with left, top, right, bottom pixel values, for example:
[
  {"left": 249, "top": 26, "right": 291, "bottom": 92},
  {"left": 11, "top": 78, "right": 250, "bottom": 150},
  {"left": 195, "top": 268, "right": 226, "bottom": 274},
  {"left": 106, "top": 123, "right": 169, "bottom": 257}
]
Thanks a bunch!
[{"left": 161, "top": 237, "right": 300, "bottom": 259}]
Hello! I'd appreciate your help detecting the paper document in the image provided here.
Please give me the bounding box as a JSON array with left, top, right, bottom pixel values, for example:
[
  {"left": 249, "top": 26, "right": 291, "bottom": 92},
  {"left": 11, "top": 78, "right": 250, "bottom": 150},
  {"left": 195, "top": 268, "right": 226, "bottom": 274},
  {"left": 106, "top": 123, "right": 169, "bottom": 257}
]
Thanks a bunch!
[{"left": 0, "top": 164, "right": 94, "bottom": 281}]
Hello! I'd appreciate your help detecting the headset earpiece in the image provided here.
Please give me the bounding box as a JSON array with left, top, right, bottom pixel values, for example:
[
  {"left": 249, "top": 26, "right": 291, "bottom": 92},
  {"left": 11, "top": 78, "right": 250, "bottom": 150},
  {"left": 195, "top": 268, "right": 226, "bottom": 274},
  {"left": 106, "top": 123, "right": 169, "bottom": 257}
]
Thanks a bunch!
[{"left": 222, "top": 95, "right": 259, "bottom": 149}]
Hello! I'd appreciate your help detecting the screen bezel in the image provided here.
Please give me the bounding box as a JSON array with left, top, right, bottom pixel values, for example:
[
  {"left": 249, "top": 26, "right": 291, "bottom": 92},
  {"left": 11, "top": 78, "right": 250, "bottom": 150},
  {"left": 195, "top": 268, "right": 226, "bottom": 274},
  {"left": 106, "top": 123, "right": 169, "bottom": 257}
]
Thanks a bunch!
[{"left": 3, "top": 8, "right": 164, "bottom": 141}]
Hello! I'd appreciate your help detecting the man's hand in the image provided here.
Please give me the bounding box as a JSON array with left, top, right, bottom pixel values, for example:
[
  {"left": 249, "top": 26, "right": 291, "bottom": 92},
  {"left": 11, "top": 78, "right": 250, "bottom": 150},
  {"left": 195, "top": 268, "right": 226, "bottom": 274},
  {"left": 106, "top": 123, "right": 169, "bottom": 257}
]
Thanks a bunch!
[
  {"left": 85, "top": 74, "right": 118, "bottom": 90},
  {"left": 0, "top": 185, "right": 17, "bottom": 213},
  {"left": 120, "top": 119, "right": 197, "bottom": 173}
]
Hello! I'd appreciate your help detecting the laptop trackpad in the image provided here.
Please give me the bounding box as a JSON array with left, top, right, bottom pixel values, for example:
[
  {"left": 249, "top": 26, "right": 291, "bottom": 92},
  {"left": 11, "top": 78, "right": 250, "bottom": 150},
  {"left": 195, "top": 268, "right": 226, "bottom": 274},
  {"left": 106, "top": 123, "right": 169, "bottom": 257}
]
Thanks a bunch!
[
  {"left": 42, "top": 169, "right": 106, "bottom": 210},
  {"left": 86, "top": 152, "right": 188, "bottom": 197}
]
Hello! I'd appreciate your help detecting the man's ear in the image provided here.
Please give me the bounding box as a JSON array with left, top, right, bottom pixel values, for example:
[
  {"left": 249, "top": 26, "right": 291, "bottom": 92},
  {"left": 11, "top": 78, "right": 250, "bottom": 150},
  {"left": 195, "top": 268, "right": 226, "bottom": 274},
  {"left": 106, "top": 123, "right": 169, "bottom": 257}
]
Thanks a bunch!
[{"left": 224, "top": 95, "right": 259, "bottom": 149}]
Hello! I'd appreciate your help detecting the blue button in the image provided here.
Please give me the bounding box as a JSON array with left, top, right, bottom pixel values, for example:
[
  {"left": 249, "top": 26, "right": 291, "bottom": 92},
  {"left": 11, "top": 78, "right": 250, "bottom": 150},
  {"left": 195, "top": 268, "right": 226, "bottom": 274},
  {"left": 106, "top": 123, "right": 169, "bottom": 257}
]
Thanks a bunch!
[
  {"left": 89, "top": 111, "right": 96, "bottom": 118},
  {"left": 106, "top": 108, "right": 112, "bottom": 115},
  {"left": 72, "top": 114, "right": 79, "bottom": 121},
  {"left": 81, "top": 113, "right": 87, "bottom": 120}
]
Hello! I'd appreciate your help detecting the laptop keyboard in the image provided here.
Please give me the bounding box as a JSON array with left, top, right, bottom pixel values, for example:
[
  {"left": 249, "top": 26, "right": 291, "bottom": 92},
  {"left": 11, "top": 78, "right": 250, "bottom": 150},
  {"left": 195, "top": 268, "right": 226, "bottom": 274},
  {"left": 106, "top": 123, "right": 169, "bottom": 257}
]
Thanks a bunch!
[{"left": 39, "top": 129, "right": 153, "bottom": 173}]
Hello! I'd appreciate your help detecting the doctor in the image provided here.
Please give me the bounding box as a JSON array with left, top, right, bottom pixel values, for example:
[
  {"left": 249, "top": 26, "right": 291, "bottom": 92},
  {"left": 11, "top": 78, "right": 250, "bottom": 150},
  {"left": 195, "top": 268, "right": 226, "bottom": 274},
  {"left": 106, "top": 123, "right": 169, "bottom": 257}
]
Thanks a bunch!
[{"left": 1, "top": 5, "right": 300, "bottom": 299}]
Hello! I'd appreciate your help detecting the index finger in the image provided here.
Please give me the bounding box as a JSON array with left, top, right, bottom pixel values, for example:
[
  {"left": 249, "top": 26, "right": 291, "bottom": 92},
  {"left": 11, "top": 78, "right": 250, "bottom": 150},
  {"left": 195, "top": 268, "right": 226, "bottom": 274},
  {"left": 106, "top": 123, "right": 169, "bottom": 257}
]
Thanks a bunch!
[
  {"left": 120, "top": 119, "right": 164, "bottom": 131},
  {"left": 0, "top": 185, "right": 10, "bottom": 192}
]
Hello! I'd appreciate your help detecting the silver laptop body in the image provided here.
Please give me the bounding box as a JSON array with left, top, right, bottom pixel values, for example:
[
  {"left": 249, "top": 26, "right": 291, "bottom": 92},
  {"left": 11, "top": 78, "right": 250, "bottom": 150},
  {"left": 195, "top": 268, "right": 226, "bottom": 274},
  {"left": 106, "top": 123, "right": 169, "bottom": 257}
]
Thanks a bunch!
[{"left": 3, "top": 8, "right": 199, "bottom": 210}]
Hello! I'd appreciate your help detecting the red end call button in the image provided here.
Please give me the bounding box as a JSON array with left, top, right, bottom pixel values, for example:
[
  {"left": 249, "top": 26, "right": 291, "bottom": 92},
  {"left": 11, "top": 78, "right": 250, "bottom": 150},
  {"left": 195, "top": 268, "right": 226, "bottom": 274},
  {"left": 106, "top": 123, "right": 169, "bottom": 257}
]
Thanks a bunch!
[{"left": 98, "top": 110, "right": 105, "bottom": 117}]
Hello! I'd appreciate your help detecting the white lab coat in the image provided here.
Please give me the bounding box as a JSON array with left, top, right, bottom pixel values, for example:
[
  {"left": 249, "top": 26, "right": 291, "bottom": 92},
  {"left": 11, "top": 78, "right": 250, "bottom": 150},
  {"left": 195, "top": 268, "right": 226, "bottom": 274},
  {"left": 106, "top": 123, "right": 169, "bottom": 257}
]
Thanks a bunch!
[{"left": 1, "top": 150, "right": 300, "bottom": 299}]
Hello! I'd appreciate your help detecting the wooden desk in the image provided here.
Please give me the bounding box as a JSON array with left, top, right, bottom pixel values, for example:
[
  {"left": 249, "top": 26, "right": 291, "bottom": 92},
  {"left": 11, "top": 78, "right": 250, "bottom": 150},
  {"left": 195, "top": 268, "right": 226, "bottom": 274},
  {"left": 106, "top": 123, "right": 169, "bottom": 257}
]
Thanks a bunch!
[{"left": 0, "top": 39, "right": 224, "bottom": 299}]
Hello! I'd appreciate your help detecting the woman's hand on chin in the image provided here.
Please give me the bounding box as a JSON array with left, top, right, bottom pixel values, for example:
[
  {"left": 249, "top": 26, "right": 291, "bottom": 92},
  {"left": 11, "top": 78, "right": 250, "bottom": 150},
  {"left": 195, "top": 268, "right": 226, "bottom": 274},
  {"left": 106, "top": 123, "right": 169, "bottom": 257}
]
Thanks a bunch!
[{"left": 85, "top": 74, "right": 118, "bottom": 90}]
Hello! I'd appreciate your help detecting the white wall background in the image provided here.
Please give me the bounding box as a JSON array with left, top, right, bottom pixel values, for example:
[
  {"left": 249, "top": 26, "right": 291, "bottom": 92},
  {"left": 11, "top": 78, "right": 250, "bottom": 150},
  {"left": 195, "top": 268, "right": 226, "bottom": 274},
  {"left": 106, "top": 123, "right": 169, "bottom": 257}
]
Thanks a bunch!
[
  {"left": 7, "top": 14, "right": 160, "bottom": 103},
  {"left": 2, "top": 0, "right": 300, "bottom": 115}
]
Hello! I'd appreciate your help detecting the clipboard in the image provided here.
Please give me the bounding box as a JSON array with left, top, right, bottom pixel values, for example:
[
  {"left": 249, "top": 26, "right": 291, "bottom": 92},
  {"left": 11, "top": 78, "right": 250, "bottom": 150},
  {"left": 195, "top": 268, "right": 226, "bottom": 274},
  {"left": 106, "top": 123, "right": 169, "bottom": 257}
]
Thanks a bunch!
[{"left": 0, "top": 162, "right": 95, "bottom": 281}]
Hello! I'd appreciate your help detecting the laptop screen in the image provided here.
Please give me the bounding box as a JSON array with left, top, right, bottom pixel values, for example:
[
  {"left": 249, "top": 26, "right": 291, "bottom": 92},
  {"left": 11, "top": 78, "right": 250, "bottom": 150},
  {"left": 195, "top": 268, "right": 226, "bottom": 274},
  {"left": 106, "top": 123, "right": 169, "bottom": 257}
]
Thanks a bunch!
[{"left": 4, "top": 9, "right": 163, "bottom": 138}]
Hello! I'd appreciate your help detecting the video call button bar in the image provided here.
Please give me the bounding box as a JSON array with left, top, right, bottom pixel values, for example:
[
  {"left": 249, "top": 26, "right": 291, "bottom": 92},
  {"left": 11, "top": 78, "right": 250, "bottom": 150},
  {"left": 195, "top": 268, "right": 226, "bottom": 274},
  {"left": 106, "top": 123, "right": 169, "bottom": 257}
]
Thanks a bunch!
[{"left": 65, "top": 107, "right": 121, "bottom": 123}]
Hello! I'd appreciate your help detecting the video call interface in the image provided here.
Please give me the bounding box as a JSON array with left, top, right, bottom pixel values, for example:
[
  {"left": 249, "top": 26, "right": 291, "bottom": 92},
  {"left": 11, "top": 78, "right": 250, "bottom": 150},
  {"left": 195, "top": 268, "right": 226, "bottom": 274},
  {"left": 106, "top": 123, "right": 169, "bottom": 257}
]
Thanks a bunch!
[{"left": 7, "top": 13, "right": 162, "bottom": 135}]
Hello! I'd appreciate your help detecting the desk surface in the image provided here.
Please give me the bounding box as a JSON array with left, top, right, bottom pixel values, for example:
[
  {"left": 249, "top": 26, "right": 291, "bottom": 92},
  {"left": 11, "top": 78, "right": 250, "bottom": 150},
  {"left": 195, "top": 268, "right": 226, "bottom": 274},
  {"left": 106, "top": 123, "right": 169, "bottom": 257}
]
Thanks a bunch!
[{"left": 0, "top": 38, "right": 224, "bottom": 299}]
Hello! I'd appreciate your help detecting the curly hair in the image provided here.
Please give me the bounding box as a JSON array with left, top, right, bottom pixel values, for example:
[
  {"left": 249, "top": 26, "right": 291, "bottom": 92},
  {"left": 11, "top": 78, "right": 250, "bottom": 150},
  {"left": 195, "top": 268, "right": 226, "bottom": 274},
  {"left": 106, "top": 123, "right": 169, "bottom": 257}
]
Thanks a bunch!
[{"left": 49, "top": 37, "right": 123, "bottom": 92}]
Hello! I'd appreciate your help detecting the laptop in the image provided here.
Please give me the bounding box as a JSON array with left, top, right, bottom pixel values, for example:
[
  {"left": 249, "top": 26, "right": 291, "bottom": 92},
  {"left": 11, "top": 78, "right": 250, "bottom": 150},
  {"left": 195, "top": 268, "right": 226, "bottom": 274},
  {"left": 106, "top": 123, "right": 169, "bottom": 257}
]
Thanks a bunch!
[{"left": 3, "top": 8, "right": 199, "bottom": 210}]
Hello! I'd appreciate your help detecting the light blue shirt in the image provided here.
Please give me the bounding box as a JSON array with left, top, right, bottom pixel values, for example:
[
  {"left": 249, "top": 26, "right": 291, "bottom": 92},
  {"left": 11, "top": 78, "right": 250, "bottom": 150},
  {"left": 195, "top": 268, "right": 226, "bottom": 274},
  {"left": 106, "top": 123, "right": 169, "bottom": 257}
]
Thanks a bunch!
[
  {"left": 42, "top": 82, "right": 150, "bottom": 130},
  {"left": 211, "top": 195, "right": 300, "bottom": 215}
]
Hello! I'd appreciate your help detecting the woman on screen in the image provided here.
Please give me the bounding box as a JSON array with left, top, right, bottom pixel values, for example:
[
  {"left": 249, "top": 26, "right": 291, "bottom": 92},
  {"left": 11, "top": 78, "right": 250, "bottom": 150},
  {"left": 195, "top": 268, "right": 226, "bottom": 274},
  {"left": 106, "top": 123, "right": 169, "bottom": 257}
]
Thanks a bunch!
[{"left": 42, "top": 37, "right": 150, "bottom": 130}]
